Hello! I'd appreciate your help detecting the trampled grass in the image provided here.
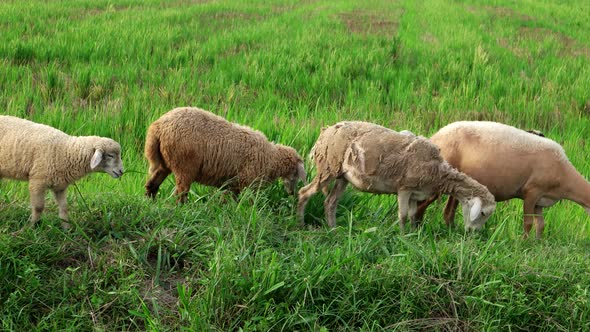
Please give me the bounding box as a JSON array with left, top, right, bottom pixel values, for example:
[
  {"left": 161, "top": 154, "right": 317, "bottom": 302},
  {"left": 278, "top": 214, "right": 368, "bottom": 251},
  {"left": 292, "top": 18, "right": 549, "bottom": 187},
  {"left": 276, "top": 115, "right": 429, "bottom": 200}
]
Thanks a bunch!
[{"left": 1, "top": 0, "right": 590, "bottom": 330}]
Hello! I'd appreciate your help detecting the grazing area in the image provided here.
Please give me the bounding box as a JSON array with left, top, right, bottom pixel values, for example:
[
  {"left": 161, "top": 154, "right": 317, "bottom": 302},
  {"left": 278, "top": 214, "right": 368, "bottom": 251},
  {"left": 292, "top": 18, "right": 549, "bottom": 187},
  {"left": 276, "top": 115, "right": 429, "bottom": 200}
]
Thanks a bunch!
[{"left": 1, "top": 0, "right": 590, "bottom": 330}]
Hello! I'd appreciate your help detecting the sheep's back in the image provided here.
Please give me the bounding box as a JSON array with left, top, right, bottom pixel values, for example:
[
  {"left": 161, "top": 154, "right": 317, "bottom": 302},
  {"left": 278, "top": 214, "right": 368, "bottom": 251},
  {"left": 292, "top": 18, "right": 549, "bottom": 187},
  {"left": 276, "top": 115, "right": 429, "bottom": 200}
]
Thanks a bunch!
[
  {"left": 432, "top": 121, "right": 567, "bottom": 163},
  {"left": 352, "top": 130, "right": 429, "bottom": 177},
  {"left": 0, "top": 116, "right": 69, "bottom": 180}
]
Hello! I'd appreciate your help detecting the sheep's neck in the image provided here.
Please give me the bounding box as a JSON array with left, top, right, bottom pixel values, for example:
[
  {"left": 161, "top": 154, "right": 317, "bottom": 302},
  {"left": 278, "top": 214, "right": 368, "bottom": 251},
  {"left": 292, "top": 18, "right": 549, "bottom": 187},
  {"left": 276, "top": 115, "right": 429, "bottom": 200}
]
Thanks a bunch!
[
  {"left": 439, "top": 167, "right": 485, "bottom": 203},
  {"left": 561, "top": 165, "right": 590, "bottom": 210},
  {"left": 62, "top": 138, "right": 94, "bottom": 182}
]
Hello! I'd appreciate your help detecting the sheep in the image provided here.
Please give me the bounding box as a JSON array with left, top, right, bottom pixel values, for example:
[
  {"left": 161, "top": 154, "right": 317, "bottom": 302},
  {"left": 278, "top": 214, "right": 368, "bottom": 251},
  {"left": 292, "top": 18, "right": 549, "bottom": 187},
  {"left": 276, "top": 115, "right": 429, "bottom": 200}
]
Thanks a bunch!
[
  {"left": 144, "top": 107, "right": 306, "bottom": 203},
  {"left": 0, "top": 115, "right": 124, "bottom": 228},
  {"left": 414, "top": 121, "right": 590, "bottom": 239},
  {"left": 297, "top": 121, "right": 496, "bottom": 231}
]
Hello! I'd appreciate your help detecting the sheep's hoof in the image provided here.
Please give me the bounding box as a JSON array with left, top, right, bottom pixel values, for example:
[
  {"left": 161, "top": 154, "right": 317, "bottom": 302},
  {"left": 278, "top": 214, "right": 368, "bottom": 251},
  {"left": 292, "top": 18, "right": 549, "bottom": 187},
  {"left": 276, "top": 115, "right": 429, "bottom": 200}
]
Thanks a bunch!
[{"left": 61, "top": 221, "right": 72, "bottom": 231}]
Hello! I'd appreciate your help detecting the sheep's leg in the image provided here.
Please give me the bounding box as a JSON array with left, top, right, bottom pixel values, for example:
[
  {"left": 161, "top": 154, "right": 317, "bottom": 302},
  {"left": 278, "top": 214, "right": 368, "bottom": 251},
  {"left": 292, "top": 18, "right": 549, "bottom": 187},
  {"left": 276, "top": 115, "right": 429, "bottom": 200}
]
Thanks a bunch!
[
  {"left": 174, "top": 175, "right": 192, "bottom": 204},
  {"left": 534, "top": 205, "right": 545, "bottom": 240},
  {"left": 297, "top": 176, "right": 333, "bottom": 226},
  {"left": 414, "top": 194, "right": 439, "bottom": 222},
  {"left": 409, "top": 199, "right": 419, "bottom": 230},
  {"left": 397, "top": 191, "right": 411, "bottom": 234},
  {"left": 443, "top": 196, "right": 459, "bottom": 227},
  {"left": 28, "top": 181, "right": 46, "bottom": 227},
  {"left": 522, "top": 196, "right": 538, "bottom": 239},
  {"left": 145, "top": 167, "right": 171, "bottom": 198},
  {"left": 324, "top": 178, "right": 347, "bottom": 228},
  {"left": 52, "top": 188, "right": 70, "bottom": 230}
]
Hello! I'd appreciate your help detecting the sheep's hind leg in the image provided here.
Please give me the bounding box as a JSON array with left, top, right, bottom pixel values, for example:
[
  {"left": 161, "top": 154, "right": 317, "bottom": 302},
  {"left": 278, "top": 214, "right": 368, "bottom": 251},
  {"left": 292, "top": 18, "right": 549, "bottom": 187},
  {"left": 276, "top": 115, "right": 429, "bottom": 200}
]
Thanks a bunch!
[
  {"left": 324, "top": 178, "right": 347, "bottom": 228},
  {"left": 52, "top": 188, "right": 70, "bottom": 230},
  {"left": 28, "top": 181, "right": 46, "bottom": 228},
  {"left": 397, "top": 191, "right": 411, "bottom": 234},
  {"left": 534, "top": 205, "right": 545, "bottom": 240},
  {"left": 174, "top": 175, "right": 192, "bottom": 204},
  {"left": 145, "top": 167, "right": 171, "bottom": 199},
  {"left": 297, "top": 176, "right": 333, "bottom": 227}
]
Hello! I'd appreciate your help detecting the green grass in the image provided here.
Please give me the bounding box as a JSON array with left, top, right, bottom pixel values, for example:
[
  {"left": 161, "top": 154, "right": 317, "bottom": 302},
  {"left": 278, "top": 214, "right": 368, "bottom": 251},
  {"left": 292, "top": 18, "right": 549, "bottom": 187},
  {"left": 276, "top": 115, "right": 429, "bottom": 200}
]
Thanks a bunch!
[{"left": 1, "top": 0, "right": 590, "bottom": 330}]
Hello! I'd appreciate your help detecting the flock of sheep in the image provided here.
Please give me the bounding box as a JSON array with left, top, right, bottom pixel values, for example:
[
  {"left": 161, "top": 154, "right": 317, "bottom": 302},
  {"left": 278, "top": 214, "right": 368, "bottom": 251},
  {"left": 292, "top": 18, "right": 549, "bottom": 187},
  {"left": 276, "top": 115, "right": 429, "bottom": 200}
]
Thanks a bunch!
[{"left": 2, "top": 106, "right": 590, "bottom": 239}]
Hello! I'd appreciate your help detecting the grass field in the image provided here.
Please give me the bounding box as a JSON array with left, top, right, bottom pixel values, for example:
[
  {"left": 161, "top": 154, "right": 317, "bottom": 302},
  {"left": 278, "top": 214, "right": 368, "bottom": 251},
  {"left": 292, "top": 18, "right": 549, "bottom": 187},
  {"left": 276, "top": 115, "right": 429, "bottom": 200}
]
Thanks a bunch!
[{"left": 2, "top": 0, "right": 590, "bottom": 330}]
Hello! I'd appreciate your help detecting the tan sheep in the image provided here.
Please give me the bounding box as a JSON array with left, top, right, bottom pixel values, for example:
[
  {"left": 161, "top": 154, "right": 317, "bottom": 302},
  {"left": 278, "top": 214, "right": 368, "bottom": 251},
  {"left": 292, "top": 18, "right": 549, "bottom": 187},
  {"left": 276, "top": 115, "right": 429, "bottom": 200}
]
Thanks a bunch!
[
  {"left": 144, "top": 107, "right": 306, "bottom": 202},
  {"left": 0, "top": 115, "right": 124, "bottom": 228},
  {"left": 415, "top": 121, "right": 590, "bottom": 239},
  {"left": 297, "top": 121, "right": 496, "bottom": 231}
]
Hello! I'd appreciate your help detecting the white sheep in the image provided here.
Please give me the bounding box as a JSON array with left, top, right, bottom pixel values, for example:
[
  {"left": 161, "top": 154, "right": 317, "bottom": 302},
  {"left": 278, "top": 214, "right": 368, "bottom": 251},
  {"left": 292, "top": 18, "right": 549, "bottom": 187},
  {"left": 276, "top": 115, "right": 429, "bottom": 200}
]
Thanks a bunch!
[
  {"left": 415, "top": 121, "right": 590, "bottom": 239},
  {"left": 0, "top": 115, "right": 124, "bottom": 228},
  {"left": 144, "top": 107, "right": 306, "bottom": 202},
  {"left": 297, "top": 121, "right": 496, "bottom": 231}
]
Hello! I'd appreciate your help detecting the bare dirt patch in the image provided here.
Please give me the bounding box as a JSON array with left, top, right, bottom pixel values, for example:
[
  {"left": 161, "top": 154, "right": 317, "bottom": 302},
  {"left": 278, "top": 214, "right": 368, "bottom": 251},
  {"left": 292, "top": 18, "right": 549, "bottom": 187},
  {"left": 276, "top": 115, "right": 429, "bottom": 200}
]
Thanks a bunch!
[
  {"left": 481, "top": 5, "right": 534, "bottom": 22},
  {"left": 421, "top": 33, "right": 440, "bottom": 47},
  {"left": 497, "top": 27, "right": 590, "bottom": 60},
  {"left": 339, "top": 9, "right": 401, "bottom": 37},
  {"left": 519, "top": 27, "right": 590, "bottom": 59}
]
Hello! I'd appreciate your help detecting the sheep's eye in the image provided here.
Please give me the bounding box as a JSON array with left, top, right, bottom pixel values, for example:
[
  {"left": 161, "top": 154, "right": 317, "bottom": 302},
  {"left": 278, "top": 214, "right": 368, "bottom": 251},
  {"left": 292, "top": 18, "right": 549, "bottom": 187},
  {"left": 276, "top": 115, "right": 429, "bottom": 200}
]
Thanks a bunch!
[
  {"left": 106, "top": 154, "right": 113, "bottom": 159},
  {"left": 481, "top": 211, "right": 486, "bottom": 216}
]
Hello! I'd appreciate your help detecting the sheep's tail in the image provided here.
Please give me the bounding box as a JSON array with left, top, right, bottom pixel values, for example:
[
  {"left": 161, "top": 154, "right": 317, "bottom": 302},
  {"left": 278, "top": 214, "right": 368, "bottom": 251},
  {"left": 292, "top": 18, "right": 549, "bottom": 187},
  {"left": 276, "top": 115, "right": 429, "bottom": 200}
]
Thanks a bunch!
[
  {"left": 308, "top": 143, "right": 317, "bottom": 162},
  {"left": 144, "top": 124, "right": 167, "bottom": 173}
]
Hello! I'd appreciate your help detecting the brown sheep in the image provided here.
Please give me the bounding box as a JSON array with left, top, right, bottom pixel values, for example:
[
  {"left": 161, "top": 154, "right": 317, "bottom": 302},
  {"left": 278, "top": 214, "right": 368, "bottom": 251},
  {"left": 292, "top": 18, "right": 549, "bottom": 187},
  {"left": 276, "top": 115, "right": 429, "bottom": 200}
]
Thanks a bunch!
[
  {"left": 297, "top": 121, "right": 496, "bottom": 231},
  {"left": 144, "top": 107, "right": 306, "bottom": 202}
]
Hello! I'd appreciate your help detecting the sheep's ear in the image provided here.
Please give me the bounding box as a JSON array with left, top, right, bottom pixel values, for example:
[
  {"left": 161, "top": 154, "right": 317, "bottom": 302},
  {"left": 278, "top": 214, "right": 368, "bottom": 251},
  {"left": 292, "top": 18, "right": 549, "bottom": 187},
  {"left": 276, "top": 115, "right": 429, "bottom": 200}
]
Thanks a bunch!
[
  {"left": 297, "top": 161, "right": 307, "bottom": 184},
  {"left": 469, "top": 197, "right": 483, "bottom": 222},
  {"left": 90, "top": 149, "right": 103, "bottom": 169}
]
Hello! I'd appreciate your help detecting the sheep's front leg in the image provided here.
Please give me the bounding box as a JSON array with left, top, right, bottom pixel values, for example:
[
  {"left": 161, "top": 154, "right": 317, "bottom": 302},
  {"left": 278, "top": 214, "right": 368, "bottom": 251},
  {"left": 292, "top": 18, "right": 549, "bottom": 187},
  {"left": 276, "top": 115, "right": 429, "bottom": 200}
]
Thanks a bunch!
[
  {"left": 324, "top": 178, "right": 347, "bottom": 228},
  {"left": 534, "top": 205, "right": 544, "bottom": 240},
  {"left": 414, "top": 194, "right": 439, "bottom": 222},
  {"left": 28, "top": 180, "right": 46, "bottom": 227},
  {"left": 297, "top": 176, "right": 333, "bottom": 227},
  {"left": 397, "top": 191, "right": 411, "bottom": 234},
  {"left": 444, "top": 196, "right": 459, "bottom": 227},
  {"left": 522, "top": 195, "right": 539, "bottom": 239},
  {"left": 52, "top": 188, "right": 70, "bottom": 230},
  {"left": 408, "top": 199, "right": 419, "bottom": 230}
]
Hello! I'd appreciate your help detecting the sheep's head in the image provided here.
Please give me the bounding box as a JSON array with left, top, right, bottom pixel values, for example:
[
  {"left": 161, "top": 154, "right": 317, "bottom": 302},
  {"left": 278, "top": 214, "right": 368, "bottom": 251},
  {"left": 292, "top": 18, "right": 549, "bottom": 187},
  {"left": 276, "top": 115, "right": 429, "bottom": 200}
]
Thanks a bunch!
[
  {"left": 461, "top": 194, "right": 496, "bottom": 231},
  {"left": 90, "top": 138, "right": 124, "bottom": 178},
  {"left": 283, "top": 160, "right": 306, "bottom": 195},
  {"left": 276, "top": 145, "right": 306, "bottom": 195}
]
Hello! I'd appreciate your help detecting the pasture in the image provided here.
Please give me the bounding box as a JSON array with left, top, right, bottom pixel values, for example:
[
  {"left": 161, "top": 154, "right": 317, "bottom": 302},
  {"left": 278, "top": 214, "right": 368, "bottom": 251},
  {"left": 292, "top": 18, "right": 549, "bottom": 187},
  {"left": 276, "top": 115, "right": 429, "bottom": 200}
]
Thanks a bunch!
[{"left": 1, "top": 0, "right": 590, "bottom": 330}]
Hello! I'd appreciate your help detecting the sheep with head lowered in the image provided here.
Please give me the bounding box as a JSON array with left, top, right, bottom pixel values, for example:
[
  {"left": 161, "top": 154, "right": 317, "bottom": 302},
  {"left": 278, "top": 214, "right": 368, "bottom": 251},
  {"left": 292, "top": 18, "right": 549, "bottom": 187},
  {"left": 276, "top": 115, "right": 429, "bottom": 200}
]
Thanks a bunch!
[
  {"left": 144, "top": 107, "right": 306, "bottom": 202},
  {"left": 297, "top": 121, "right": 496, "bottom": 231},
  {"left": 0, "top": 115, "right": 124, "bottom": 228},
  {"left": 414, "top": 121, "right": 590, "bottom": 239}
]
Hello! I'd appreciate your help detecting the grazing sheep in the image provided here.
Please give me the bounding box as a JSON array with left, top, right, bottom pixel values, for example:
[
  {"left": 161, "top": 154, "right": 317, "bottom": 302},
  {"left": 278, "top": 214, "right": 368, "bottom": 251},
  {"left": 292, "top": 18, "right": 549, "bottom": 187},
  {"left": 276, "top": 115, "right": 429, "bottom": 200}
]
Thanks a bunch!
[
  {"left": 414, "top": 121, "right": 590, "bottom": 239},
  {"left": 297, "top": 121, "right": 496, "bottom": 230},
  {"left": 0, "top": 115, "right": 124, "bottom": 228},
  {"left": 144, "top": 107, "right": 306, "bottom": 202}
]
